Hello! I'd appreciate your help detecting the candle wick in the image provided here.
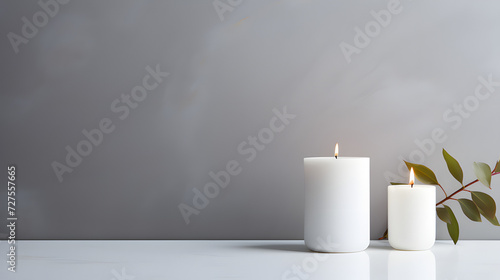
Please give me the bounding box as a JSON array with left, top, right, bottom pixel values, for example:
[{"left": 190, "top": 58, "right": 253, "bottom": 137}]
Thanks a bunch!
[
  {"left": 335, "top": 155, "right": 337, "bottom": 159},
  {"left": 411, "top": 183, "right": 414, "bottom": 188}
]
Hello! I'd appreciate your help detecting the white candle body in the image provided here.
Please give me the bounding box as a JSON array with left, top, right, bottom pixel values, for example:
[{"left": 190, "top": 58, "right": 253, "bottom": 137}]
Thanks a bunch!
[
  {"left": 304, "top": 157, "right": 370, "bottom": 253},
  {"left": 388, "top": 185, "right": 436, "bottom": 250}
]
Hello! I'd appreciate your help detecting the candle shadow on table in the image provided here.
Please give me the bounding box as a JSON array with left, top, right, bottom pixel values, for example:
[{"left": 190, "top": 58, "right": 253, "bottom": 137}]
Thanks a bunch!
[
  {"left": 239, "top": 243, "right": 310, "bottom": 253},
  {"left": 368, "top": 241, "right": 393, "bottom": 251}
]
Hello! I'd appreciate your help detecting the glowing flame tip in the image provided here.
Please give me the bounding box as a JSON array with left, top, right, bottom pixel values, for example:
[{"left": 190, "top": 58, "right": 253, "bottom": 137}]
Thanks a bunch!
[{"left": 409, "top": 167, "right": 415, "bottom": 186}]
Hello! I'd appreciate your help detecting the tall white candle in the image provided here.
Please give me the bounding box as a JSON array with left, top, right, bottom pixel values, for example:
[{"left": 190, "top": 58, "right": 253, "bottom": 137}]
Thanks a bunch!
[
  {"left": 388, "top": 168, "right": 436, "bottom": 250},
  {"left": 304, "top": 143, "right": 370, "bottom": 253}
]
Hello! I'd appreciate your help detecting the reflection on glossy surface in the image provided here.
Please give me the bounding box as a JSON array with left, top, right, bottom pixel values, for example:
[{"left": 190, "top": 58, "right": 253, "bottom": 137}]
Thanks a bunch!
[
  {"left": 282, "top": 250, "right": 370, "bottom": 280},
  {"left": 311, "top": 251, "right": 370, "bottom": 280},
  {"left": 1, "top": 240, "right": 500, "bottom": 279},
  {"left": 389, "top": 250, "right": 435, "bottom": 280},
  {"left": 433, "top": 243, "right": 459, "bottom": 280}
]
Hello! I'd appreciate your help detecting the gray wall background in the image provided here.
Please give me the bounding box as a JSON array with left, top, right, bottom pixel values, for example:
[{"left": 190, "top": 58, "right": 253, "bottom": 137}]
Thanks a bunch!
[{"left": 1, "top": 0, "right": 500, "bottom": 240}]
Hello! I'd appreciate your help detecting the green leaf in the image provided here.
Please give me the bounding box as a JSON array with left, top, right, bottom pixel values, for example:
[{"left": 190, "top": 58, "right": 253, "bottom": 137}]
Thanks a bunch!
[
  {"left": 473, "top": 162, "right": 492, "bottom": 188},
  {"left": 442, "top": 149, "right": 464, "bottom": 184},
  {"left": 390, "top": 182, "right": 407, "bottom": 185},
  {"left": 481, "top": 214, "right": 500, "bottom": 226},
  {"left": 381, "top": 229, "right": 388, "bottom": 240},
  {"left": 471, "top": 191, "right": 497, "bottom": 220},
  {"left": 444, "top": 205, "right": 460, "bottom": 244},
  {"left": 404, "top": 161, "right": 439, "bottom": 185},
  {"left": 495, "top": 161, "right": 500, "bottom": 173},
  {"left": 457, "top": 198, "right": 481, "bottom": 222},
  {"left": 437, "top": 207, "right": 451, "bottom": 224}
]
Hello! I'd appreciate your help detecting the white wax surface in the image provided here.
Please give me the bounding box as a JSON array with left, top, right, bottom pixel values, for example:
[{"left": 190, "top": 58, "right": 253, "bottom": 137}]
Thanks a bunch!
[
  {"left": 304, "top": 157, "right": 370, "bottom": 252},
  {"left": 388, "top": 184, "right": 436, "bottom": 250}
]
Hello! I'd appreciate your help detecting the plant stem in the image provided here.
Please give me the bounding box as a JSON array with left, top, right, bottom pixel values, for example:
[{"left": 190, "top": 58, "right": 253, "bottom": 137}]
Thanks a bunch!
[
  {"left": 437, "top": 183, "right": 447, "bottom": 197},
  {"left": 436, "top": 171, "right": 499, "bottom": 206}
]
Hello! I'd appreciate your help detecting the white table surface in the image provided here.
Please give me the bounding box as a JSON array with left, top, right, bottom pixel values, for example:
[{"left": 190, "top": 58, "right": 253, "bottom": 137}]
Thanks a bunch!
[{"left": 1, "top": 240, "right": 499, "bottom": 280}]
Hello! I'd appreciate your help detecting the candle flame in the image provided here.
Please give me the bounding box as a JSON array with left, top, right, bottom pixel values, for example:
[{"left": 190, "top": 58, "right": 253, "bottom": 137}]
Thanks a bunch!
[
  {"left": 335, "top": 143, "right": 339, "bottom": 159},
  {"left": 409, "top": 167, "right": 415, "bottom": 187}
]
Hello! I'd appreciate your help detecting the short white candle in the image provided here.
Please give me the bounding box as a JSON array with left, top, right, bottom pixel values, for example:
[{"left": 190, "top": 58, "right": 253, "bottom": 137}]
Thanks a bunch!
[
  {"left": 304, "top": 143, "right": 370, "bottom": 253},
  {"left": 388, "top": 168, "right": 436, "bottom": 250}
]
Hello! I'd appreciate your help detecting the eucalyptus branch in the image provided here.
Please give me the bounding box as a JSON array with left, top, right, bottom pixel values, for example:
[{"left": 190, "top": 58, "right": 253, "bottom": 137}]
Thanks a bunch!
[{"left": 436, "top": 171, "right": 499, "bottom": 206}]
